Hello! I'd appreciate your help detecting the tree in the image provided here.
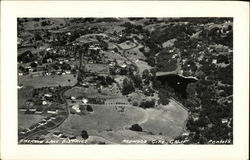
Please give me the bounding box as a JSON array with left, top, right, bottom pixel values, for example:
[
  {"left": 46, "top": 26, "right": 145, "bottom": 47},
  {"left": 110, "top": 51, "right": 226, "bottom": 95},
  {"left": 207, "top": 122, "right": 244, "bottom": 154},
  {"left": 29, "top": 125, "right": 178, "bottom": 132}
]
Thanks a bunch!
[
  {"left": 139, "top": 100, "right": 155, "bottom": 108},
  {"left": 81, "top": 130, "right": 89, "bottom": 139},
  {"left": 34, "top": 33, "right": 42, "bottom": 41},
  {"left": 86, "top": 105, "right": 93, "bottom": 112},
  {"left": 129, "top": 124, "right": 143, "bottom": 132},
  {"left": 131, "top": 74, "right": 142, "bottom": 88},
  {"left": 147, "top": 56, "right": 156, "bottom": 66},
  {"left": 142, "top": 69, "right": 150, "bottom": 79},
  {"left": 114, "top": 47, "right": 118, "bottom": 53},
  {"left": 122, "top": 78, "right": 135, "bottom": 95},
  {"left": 30, "top": 62, "right": 37, "bottom": 68}
]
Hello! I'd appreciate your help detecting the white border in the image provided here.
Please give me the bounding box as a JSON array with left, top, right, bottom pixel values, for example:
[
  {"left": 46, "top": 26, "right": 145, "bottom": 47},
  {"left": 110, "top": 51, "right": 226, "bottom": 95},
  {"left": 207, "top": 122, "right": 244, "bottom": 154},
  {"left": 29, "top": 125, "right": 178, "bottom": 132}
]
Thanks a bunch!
[{"left": 1, "top": 1, "right": 249, "bottom": 160}]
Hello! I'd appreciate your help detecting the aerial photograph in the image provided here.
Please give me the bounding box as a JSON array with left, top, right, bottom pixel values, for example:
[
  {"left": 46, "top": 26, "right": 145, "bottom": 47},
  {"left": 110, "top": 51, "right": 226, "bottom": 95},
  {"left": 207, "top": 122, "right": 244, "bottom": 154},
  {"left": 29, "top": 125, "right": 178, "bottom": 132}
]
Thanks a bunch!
[{"left": 17, "top": 18, "right": 233, "bottom": 144}]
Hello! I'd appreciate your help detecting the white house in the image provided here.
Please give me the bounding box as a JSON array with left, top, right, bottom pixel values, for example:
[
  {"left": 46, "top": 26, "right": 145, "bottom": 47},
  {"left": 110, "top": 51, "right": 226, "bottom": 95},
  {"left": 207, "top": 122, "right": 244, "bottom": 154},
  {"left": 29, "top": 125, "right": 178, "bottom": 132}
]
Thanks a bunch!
[
  {"left": 221, "top": 118, "right": 228, "bottom": 124},
  {"left": 47, "top": 109, "right": 58, "bottom": 114},
  {"left": 72, "top": 105, "right": 81, "bottom": 113},
  {"left": 42, "top": 101, "right": 48, "bottom": 105},
  {"left": 82, "top": 98, "right": 88, "bottom": 104},
  {"left": 44, "top": 94, "right": 52, "bottom": 97}
]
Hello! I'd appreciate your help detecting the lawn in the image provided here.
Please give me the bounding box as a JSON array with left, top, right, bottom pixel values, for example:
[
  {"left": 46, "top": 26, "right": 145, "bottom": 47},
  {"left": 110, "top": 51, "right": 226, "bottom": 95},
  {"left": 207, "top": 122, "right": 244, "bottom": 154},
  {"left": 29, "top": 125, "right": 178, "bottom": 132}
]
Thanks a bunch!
[
  {"left": 23, "top": 18, "right": 66, "bottom": 31},
  {"left": 140, "top": 99, "right": 188, "bottom": 138},
  {"left": 18, "top": 74, "right": 77, "bottom": 88},
  {"left": 58, "top": 99, "right": 188, "bottom": 143},
  {"left": 18, "top": 86, "right": 34, "bottom": 107},
  {"left": 118, "top": 41, "right": 136, "bottom": 50},
  {"left": 59, "top": 104, "right": 145, "bottom": 132},
  {"left": 18, "top": 114, "right": 46, "bottom": 129}
]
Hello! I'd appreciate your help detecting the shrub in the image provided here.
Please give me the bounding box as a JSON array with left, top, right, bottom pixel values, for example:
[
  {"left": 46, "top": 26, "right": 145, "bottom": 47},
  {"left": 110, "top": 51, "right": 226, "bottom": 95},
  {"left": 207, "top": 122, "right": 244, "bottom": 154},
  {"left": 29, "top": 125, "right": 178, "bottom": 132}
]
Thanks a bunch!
[
  {"left": 86, "top": 105, "right": 93, "bottom": 112},
  {"left": 129, "top": 124, "right": 143, "bottom": 132},
  {"left": 81, "top": 130, "right": 89, "bottom": 139}
]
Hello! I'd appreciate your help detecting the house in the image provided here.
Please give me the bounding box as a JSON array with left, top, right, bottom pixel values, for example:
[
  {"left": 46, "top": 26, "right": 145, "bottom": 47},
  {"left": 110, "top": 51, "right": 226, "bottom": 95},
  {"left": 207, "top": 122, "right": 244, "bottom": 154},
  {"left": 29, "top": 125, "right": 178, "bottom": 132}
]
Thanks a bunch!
[
  {"left": 28, "top": 68, "right": 34, "bottom": 72},
  {"left": 53, "top": 132, "right": 62, "bottom": 138},
  {"left": 65, "top": 70, "right": 71, "bottom": 74},
  {"left": 29, "top": 108, "right": 36, "bottom": 112},
  {"left": 20, "top": 128, "right": 30, "bottom": 134},
  {"left": 212, "top": 59, "right": 217, "bottom": 64},
  {"left": 38, "top": 121, "right": 47, "bottom": 125},
  {"left": 51, "top": 115, "right": 57, "bottom": 120},
  {"left": 18, "top": 72, "right": 23, "bottom": 76},
  {"left": 47, "top": 109, "right": 58, "bottom": 114},
  {"left": 19, "top": 108, "right": 27, "bottom": 112},
  {"left": 30, "top": 71, "right": 44, "bottom": 78},
  {"left": 221, "top": 118, "right": 228, "bottom": 124},
  {"left": 44, "top": 93, "right": 52, "bottom": 97},
  {"left": 71, "top": 96, "right": 76, "bottom": 100},
  {"left": 191, "top": 114, "right": 199, "bottom": 121},
  {"left": 72, "top": 104, "right": 81, "bottom": 113},
  {"left": 182, "top": 132, "right": 190, "bottom": 136},
  {"left": 82, "top": 98, "right": 88, "bottom": 104},
  {"left": 35, "top": 110, "right": 43, "bottom": 114},
  {"left": 60, "top": 135, "right": 68, "bottom": 139},
  {"left": 17, "top": 84, "right": 23, "bottom": 89},
  {"left": 42, "top": 101, "right": 48, "bottom": 105}
]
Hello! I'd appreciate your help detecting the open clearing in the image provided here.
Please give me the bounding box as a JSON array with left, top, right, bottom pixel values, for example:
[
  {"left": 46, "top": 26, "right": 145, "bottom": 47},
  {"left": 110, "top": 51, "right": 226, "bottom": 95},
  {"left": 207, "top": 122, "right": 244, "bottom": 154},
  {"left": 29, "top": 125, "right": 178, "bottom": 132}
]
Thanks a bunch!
[
  {"left": 23, "top": 18, "right": 66, "bottom": 30},
  {"left": 141, "top": 99, "right": 188, "bottom": 137},
  {"left": 18, "top": 86, "right": 34, "bottom": 107},
  {"left": 59, "top": 104, "right": 145, "bottom": 132},
  {"left": 18, "top": 114, "right": 46, "bottom": 129},
  {"left": 18, "top": 74, "right": 77, "bottom": 88},
  {"left": 58, "top": 99, "right": 188, "bottom": 143}
]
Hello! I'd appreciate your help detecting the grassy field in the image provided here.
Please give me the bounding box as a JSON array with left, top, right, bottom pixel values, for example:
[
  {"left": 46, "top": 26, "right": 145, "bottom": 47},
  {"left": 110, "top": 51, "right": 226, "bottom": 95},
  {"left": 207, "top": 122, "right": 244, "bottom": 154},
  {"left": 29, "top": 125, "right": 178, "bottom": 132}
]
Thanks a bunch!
[
  {"left": 18, "top": 86, "right": 34, "bottom": 107},
  {"left": 23, "top": 18, "right": 66, "bottom": 30},
  {"left": 118, "top": 41, "right": 136, "bottom": 50},
  {"left": 85, "top": 64, "right": 109, "bottom": 74},
  {"left": 18, "top": 114, "right": 46, "bottom": 129},
  {"left": 92, "top": 129, "right": 170, "bottom": 144},
  {"left": 59, "top": 104, "right": 145, "bottom": 132},
  {"left": 141, "top": 100, "right": 188, "bottom": 137},
  {"left": 58, "top": 99, "right": 188, "bottom": 143},
  {"left": 18, "top": 74, "right": 77, "bottom": 88}
]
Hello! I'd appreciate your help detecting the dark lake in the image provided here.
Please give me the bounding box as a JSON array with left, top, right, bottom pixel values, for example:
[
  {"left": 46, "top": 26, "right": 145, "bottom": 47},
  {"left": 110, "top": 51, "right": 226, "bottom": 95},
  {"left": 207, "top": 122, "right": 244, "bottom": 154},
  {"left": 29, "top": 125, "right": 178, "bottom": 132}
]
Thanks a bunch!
[{"left": 156, "top": 74, "right": 198, "bottom": 98}]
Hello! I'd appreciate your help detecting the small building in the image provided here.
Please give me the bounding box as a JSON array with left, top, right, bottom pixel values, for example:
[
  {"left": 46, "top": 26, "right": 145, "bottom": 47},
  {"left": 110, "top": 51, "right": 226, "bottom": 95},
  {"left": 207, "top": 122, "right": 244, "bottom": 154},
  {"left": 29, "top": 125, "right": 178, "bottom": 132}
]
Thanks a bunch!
[
  {"left": 53, "top": 132, "right": 62, "bottom": 138},
  {"left": 212, "top": 59, "right": 217, "bottom": 64},
  {"left": 221, "top": 118, "right": 228, "bottom": 124},
  {"left": 35, "top": 110, "right": 43, "bottom": 114},
  {"left": 44, "top": 94, "right": 52, "bottom": 97},
  {"left": 42, "top": 101, "right": 48, "bottom": 105},
  {"left": 19, "top": 108, "right": 27, "bottom": 112},
  {"left": 65, "top": 70, "right": 71, "bottom": 74},
  {"left": 82, "top": 98, "right": 88, "bottom": 104},
  {"left": 60, "top": 135, "right": 68, "bottom": 139},
  {"left": 29, "top": 108, "right": 36, "bottom": 112},
  {"left": 51, "top": 115, "right": 57, "bottom": 120},
  {"left": 47, "top": 109, "right": 58, "bottom": 114},
  {"left": 72, "top": 104, "right": 81, "bottom": 113},
  {"left": 182, "top": 132, "right": 190, "bottom": 136}
]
